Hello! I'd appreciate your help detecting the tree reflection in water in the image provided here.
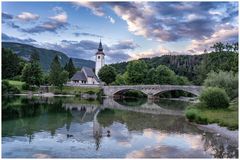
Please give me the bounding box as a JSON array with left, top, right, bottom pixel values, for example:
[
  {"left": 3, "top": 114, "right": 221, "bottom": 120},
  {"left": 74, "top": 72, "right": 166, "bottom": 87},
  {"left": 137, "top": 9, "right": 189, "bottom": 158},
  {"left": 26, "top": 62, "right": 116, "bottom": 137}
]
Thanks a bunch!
[{"left": 2, "top": 96, "right": 238, "bottom": 158}]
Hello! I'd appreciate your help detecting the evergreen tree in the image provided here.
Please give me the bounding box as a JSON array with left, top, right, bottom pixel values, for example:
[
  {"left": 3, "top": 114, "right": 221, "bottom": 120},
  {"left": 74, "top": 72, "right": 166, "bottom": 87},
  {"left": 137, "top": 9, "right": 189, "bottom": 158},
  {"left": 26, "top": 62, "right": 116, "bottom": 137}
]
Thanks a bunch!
[
  {"left": 21, "top": 52, "right": 43, "bottom": 86},
  {"left": 2, "top": 48, "right": 26, "bottom": 79},
  {"left": 49, "top": 56, "right": 69, "bottom": 90},
  {"left": 21, "top": 62, "right": 43, "bottom": 86},
  {"left": 64, "top": 58, "right": 76, "bottom": 78}
]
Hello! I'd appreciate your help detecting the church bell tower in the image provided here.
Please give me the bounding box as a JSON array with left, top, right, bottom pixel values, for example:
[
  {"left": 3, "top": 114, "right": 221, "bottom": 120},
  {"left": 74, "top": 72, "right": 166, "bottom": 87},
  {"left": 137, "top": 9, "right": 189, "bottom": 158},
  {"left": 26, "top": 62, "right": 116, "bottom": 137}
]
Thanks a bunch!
[{"left": 95, "top": 40, "right": 105, "bottom": 76}]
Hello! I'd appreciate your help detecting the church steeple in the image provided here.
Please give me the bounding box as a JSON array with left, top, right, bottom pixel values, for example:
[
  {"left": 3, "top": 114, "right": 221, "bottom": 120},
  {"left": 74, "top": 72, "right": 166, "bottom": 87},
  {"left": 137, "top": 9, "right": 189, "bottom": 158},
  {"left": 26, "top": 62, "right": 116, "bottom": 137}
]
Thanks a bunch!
[
  {"left": 98, "top": 39, "right": 103, "bottom": 52},
  {"left": 95, "top": 39, "right": 105, "bottom": 76}
]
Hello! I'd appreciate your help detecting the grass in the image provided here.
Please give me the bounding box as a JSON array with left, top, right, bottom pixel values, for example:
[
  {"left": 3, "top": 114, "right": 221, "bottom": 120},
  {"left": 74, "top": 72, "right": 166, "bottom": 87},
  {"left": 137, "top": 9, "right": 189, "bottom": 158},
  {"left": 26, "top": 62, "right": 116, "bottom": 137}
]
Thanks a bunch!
[
  {"left": 4, "top": 80, "right": 101, "bottom": 95},
  {"left": 185, "top": 101, "right": 238, "bottom": 130},
  {"left": 49, "top": 86, "right": 101, "bottom": 95},
  {"left": 7, "top": 80, "right": 25, "bottom": 90}
]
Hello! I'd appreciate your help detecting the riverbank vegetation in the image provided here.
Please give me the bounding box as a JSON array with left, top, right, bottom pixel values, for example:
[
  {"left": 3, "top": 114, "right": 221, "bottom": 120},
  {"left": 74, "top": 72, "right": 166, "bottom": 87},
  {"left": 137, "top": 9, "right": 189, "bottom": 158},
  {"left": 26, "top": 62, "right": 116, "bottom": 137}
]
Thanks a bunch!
[
  {"left": 185, "top": 101, "right": 238, "bottom": 130},
  {"left": 185, "top": 68, "right": 238, "bottom": 130}
]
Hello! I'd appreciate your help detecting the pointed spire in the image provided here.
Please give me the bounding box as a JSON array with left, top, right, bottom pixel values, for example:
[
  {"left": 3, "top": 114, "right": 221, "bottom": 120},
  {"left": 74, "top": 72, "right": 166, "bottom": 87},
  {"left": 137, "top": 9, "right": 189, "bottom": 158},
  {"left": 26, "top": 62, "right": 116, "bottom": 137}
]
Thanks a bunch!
[{"left": 98, "top": 39, "right": 103, "bottom": 51}]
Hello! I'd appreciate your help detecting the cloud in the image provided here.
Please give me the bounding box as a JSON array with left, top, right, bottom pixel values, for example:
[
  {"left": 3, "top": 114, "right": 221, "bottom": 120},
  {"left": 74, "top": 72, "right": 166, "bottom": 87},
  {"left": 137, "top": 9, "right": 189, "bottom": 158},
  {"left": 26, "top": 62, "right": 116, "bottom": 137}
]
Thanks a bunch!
[
  {"left": 130, "top": 46, "right": 189, "bottom": 60},
  {"left": 21, "top": 7, "right": 68, "bottom": 34},
  {"left": 2, "top": 33, "right": 36, "bottom": 43},
  {"left": 50, "top": 7, "right": 67, "bottom": 23},
  {"left": 111, "top": 2, "right": 238, "bottom": 42},
  {"left": 43, "top": 39, "right": 135, "bottom": 63},
  {"left": 2, "top": 12, "right": 13, "bottom": 20},
  {"left": 187, "top": 24, "right": 238, "bottom": 53},
  {"left": 111, "top": 40, "right": 139, "bottom": 50},
  {"left": 73, "top": 32, "right": 102, "bottom": 38},
  {"left": 73, "top": 2, "right": 105, "bottom": 16},
  {"left": 107, "top": 16, "right": 115, "bottom": 24},
  {"left": 16, "top": 12, "right": 39, "bottom": 21}
]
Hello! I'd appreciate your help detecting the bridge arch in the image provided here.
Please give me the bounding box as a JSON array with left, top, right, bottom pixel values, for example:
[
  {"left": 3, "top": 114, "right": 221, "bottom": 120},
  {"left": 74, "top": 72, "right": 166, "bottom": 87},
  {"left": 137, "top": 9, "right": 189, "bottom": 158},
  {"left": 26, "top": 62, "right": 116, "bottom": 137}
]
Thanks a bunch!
[
  {"left": 153, "top": 88, "right": 200, "bottom": 97},
  {"left": 113, "top": 88, "right": 148, "bottom": 97}
]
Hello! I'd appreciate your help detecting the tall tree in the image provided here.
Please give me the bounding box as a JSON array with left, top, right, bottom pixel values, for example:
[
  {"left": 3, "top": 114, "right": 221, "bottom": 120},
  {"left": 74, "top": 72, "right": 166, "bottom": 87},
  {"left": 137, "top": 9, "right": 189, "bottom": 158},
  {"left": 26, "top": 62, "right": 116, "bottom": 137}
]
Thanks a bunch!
[
  {"left": 64, "top": 58, "right": 76, "bottom": 78},
  {"left": 21, "top": 62, "right": 43, "bottom": 86},
  {"left": 98, "top": 65, "right": 117, "bottom": 85},
  {"left": 2, "top": 48, "right": 25, "bottom": 79},
  {"left": 145, "top": 68, "right": 157, "bottom": 84},
  {"left": 155, "top": 65, "right": 177, "bottom": 85},
  {"left": 21, "top": 52, "right": 43, "bottom": 86},
  {"left": 126, "top": 60, "right": 148, "bottom": 84},
  {"left": 49, "top": 56, "right": 68, "bottom": 90}
]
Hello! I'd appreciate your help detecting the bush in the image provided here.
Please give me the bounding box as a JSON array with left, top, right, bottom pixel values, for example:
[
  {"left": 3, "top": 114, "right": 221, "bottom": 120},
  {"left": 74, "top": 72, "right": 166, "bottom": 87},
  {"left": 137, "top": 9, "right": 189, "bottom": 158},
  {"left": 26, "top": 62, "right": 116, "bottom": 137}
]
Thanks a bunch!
[
  {"left": 204, "top": 70, "right": 238, "bottom": 99},
  {"left": 2, "top": 80, "right": 20, "bottom": 94},
  {"left": 86, "top": 90, "right": 95, "bottom": 95},
  {"left": 185, "top": 108, "right": 198, "bottom": 122},
  {"left": 200, "top": 87, "right": 230, "bottom": 108},
  {"left": 22, "top": 83, "right": 30, "bottom": 90}
]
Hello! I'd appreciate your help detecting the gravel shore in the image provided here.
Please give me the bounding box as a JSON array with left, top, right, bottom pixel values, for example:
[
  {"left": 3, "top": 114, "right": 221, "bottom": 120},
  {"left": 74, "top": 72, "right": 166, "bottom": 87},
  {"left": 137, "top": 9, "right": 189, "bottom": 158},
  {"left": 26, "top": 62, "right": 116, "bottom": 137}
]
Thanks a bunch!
[{"left": 197, "top": 123, "right": 238, "bottom": 145}]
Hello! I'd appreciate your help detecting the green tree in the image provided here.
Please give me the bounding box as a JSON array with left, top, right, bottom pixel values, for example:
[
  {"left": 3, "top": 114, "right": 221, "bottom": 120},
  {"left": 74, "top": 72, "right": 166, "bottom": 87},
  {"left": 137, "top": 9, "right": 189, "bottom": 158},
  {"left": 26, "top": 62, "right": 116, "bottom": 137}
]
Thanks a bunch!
[
  {"left": 145, "top": 68, "right": 157, "bottom": 84},
  {"left": 155, "top": 65, "right": 177, "bottom": 84},
  {"left": 64, "top": 58, "right": 76, "bottom": 78},
  {"left": 211, "top": 42, "right": 225, "bottom": 52},
  {"left": 126, "top": 60, "right": 148, "bottom": 84},
  {"left": 204, "top": 70, "right": 238, "bottom": 99},
  {"left": 59, "top": 71, "right": 69, "bottom": 90},
  {"left": 49, "top": 56, "right": 69, "bottom": 90},
  {"left": 176, "top": 76, "right": 190, "bottom": 85},
  {"left": 21, "top": 52, "right": 43, "bottom": 86},
  {"left": 200, "top": 87, "right": 230, "bottom": 108},
  {"left": 2, "top": 48, "right": 26, "bottom": 79},
  {"left": 114, "top": 73, "right": 128, "bottom": 85},
  {"left": 21, "top": 62, "right": 43, "bottom": 86},
  {"left": 98, "top": 65, "right": 117, "bottom": 85}
]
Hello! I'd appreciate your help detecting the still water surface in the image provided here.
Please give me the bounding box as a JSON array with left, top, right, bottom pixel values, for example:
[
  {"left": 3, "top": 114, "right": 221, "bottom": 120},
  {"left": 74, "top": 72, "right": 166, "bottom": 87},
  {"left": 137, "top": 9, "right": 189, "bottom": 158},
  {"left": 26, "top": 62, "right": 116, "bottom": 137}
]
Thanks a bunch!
[{"left": 2, "top": 96, "right": 238, "bottom": 158}]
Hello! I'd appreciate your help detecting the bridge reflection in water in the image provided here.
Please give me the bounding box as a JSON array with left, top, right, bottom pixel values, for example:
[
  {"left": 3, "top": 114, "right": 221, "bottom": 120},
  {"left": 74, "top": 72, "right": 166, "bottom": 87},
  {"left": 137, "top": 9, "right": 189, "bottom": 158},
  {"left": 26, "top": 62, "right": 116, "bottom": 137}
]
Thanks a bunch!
[
  {"left": 62, "top": 98, "right": 187, "bottom": 150},
  {"left": 2, "top": 96, "right": 238, "bottom": 158}
]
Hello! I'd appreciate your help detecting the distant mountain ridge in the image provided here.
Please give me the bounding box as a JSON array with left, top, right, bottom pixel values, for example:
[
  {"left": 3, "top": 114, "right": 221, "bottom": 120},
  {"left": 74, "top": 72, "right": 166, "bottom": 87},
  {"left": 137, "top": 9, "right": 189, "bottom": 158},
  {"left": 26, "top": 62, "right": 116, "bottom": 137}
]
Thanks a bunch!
[{"left": 2, "top": 42, "right": 95, "bottom": 72}]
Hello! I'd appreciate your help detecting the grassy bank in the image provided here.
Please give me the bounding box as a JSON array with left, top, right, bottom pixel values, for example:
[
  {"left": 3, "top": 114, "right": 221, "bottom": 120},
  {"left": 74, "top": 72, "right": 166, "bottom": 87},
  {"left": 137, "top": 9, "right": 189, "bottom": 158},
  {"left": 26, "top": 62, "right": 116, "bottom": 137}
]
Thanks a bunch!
[
  {"left": 7, "top": 80, "right": 25, "bottom": 90},
  {"left": 185, "top": 101, "right": 238, "bottom": 130},
  {"left": 49, "top": 86, "right": 101, "bottom": 95},
  {"left": 4, "top": 80, "right": 101, "bottom": 95}
]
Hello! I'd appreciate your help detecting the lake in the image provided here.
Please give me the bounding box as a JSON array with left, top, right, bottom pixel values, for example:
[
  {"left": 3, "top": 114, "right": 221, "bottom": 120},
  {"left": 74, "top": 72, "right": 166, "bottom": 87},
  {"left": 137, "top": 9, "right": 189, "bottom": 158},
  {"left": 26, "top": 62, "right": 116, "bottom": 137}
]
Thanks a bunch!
[{"left": 2, "top": 96, "right": 238, "bottom": 158}]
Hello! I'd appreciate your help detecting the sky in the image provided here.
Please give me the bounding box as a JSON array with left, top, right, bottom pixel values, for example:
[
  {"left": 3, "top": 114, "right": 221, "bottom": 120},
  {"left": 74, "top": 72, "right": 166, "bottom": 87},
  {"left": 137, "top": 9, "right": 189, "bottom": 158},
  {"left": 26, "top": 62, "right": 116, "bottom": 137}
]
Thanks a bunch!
[{"left": 2, "top": 1, "right": 239, "bottom": 64}]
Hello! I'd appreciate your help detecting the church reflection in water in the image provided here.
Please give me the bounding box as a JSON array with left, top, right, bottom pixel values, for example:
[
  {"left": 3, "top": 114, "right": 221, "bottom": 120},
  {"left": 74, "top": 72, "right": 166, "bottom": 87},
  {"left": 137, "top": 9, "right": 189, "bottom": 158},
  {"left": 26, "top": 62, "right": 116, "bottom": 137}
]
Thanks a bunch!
[{"left": 2, "top": 96, "right": 238, "bottom": 158}]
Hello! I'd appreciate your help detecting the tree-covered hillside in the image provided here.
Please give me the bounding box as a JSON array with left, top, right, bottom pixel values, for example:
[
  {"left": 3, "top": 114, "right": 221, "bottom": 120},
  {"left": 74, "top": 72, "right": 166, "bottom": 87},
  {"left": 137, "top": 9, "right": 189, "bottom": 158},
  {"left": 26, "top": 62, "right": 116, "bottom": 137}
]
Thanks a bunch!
[
  {"left": 2, "top": 42, "right": 95, "bottom": 71},
  {"left": 110, "top": 47, "right": 238, "bottom": 85}
]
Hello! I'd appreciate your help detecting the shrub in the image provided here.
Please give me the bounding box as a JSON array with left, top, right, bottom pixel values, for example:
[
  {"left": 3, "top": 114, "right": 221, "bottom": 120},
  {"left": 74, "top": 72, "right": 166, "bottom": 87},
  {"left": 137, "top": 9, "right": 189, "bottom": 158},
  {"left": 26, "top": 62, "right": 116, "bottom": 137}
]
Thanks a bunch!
[
  {"left": 22, "top": 83, "right": 30, "bottom": 90},
  {"left": 204, "top": 70, "right": 238, "bottom": 99},
  {"left": 200, "top": 87, "right": 230, "bottom": 108},
  {"left": 86, "top": 91, "right": 95, "bottom": 95},
  {"left": 185, "top": 108, "right": 198, "bottom": 122},
  {"left": 2, "top": 80, "right": 20, "bottom": 94}
]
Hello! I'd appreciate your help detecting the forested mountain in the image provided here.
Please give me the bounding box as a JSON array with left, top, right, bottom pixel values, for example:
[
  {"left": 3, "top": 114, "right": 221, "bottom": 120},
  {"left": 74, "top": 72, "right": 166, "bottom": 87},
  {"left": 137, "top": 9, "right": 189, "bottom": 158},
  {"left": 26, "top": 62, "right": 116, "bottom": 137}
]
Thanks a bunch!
[
  {"left": 110, "top": 52, "right": 238, "bottom": 85},
  {"left": 2, "top": 42, "right": 95, "bottom": 71}
]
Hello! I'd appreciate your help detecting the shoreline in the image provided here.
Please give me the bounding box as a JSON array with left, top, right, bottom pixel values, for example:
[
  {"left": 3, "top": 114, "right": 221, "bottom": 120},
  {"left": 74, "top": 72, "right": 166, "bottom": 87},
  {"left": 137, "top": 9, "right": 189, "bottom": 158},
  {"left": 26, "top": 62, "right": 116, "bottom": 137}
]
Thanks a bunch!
[{"left": 195, "top": 123, "right": 238, "bottom": 145}]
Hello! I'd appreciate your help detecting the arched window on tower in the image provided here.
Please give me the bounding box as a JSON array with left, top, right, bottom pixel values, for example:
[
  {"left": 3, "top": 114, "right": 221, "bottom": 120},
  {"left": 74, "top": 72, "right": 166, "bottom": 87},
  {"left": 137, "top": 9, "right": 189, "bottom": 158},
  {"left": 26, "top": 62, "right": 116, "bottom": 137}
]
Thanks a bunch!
[{"left": 98, "top": 56, "right": 100, "bottom": 59}]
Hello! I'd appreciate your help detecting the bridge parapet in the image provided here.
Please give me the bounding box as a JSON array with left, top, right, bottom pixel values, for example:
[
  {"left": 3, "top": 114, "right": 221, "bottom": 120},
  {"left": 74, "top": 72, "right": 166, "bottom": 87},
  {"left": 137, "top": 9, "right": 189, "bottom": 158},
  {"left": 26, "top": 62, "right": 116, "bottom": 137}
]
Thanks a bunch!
[{"left": 102, "top": 85, "right": 203, "bottom": 98}]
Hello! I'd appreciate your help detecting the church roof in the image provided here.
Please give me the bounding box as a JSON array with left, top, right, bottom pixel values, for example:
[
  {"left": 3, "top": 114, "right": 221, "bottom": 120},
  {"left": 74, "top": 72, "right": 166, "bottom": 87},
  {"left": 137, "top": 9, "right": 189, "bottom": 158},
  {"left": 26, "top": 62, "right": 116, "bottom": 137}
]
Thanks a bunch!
[
  {"left": 82, "top": 67, "right": 95, "bottom": 77},
  {"left": 71, "top": 71, "right": 87, "bottom": 81}
]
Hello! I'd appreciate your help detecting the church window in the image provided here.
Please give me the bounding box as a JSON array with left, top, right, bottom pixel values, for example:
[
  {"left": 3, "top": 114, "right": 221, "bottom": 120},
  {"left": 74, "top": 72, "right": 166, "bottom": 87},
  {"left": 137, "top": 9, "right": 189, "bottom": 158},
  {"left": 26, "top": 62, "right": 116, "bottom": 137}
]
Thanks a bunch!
[{"left": 98, "top": 56, "right": 100, "bottom": 59}]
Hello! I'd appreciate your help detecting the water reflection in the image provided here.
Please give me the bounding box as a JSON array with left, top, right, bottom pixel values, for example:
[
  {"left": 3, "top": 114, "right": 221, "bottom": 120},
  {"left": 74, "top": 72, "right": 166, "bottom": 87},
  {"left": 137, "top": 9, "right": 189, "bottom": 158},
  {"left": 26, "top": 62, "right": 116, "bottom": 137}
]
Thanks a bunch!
[{"left": 2, "top": 96, "right": 238, "bottom": 158}]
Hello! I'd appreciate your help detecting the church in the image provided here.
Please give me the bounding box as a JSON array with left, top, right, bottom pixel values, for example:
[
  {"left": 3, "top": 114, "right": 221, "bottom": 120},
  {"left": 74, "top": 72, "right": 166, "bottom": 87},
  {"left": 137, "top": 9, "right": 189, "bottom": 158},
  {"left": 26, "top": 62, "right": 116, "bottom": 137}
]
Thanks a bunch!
[{"left": 68, "top": 41, "right": 105, "bottom": 85}]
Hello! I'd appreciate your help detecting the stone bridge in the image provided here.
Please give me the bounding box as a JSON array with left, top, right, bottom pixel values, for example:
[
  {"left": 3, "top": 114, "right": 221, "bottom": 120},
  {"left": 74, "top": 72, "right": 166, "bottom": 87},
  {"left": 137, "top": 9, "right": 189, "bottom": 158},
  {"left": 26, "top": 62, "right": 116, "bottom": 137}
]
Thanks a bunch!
[{"left": 102, "top": 85, "right": 203, "bottom": 99}]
